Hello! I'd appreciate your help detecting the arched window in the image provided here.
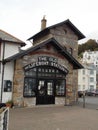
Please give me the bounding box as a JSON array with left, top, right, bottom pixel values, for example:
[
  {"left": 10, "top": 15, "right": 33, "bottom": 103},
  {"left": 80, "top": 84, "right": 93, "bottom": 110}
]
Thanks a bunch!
[{"left": 24, "top": 66, "right": 66, "bottom": 97}]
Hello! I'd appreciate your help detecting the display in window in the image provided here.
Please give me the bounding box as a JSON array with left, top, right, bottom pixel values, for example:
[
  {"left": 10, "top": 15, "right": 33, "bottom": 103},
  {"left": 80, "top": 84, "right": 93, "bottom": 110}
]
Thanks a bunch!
[
  {"left": 56, "top": 80, "right": 65, "bottom": 96},
  {"left": 24, "top": 78, "right": 36, "bottom": 97}
]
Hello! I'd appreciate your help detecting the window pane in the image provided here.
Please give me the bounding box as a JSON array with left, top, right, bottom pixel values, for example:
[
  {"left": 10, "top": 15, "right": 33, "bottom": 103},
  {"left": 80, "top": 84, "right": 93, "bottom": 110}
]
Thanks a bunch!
[
  {"left": 38, "top": 80, "right": 45, "bottom": 95},
  {"left": 56, "top": 80, "right": 65, "bottom": 96},
  {"left": 47, "top": 82, "right": 53, "bottom": 95},
  {"left": 24, "top": 78, "right": 36, "bottom": 97},
  {"left": 25, "top": 68, "right": 36, "bottom": 77},
  {"left": 90, "top": 70, "right": 94, "bottom": 75},
  {"left": 90, "top": 77, "right": 94, "bottom": 82},
  {"left": 83, "top": 70, "right": 85, "bottom": 74}
]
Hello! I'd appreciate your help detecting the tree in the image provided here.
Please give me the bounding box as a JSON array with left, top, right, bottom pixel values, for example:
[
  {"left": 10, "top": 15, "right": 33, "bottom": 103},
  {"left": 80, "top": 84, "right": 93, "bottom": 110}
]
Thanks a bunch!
[{"left": 78, "top": 39, "right": 98, "bottom": 57}]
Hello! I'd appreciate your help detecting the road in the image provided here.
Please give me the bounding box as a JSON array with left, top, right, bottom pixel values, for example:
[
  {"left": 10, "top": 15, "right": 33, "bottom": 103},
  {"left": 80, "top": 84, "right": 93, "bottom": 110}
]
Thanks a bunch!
[
  {"left": 78, "top": 96, "right": 98, "bottom": 109},
  {"left": 9, "top": 105, "right": 98, "bottom": 130}
]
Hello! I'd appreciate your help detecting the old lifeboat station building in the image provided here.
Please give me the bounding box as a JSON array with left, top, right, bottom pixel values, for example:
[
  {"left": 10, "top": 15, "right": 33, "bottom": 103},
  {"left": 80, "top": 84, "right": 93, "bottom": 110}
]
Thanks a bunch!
[{"left": 4, "top": 18, "right": 85, "bottom": 107}]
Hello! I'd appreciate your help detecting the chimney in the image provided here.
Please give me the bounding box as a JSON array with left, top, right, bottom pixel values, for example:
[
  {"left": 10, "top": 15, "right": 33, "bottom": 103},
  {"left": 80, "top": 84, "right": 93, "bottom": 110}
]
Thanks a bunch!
[{"left": 41, "top": 16, "right": 47, "bottom": 31}]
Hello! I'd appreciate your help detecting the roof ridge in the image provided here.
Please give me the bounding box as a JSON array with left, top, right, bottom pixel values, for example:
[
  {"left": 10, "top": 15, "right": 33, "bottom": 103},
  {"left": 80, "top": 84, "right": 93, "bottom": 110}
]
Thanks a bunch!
[
  {"left": 28, "top": 19, "right": 85, "bottom": 41},
  {"left": 0, "top": 29, "right": 24, "bottom": 43}
]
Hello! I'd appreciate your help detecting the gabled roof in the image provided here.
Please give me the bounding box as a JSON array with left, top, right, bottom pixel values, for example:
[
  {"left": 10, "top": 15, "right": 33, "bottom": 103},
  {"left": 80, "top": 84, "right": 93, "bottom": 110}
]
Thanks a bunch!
[
  {"left": 0, "top": 29, "right": 26, "bottom": 46},
  {"left": 4, "top": 38, "right": 83, "bottom": 69},
  {"left": 28, "top": 19, "right": 85, "bottom": 41},
  {"left": 3, "top": 38, "right": 83, "bottom": 69}
]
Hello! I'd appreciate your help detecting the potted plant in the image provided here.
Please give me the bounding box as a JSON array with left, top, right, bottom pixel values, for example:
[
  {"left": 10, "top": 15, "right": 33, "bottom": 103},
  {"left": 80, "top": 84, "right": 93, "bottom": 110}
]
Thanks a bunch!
[{"left": 6, "top": 100, "right": 13, "bottom": 108}]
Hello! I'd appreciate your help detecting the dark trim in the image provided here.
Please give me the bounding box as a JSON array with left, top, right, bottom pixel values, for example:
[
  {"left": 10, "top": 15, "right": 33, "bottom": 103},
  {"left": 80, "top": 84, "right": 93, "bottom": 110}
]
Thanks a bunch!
[
  {"left": 4, "top": 38, "right": 83, "bottom": 69},
  {"left": 0, "top": 37, "right": 25, "bottom": 46},
  {"left": 1, "top": 39, "right": 26, "bottom": 46},
  {"left": 28, "top": 19, "right": 85, "bottom": 41},
  {"left": 23, "top": 77, "right": 36, "bottom": 98},
  {"left": 55, "top": 79, "right": 66, "bottom": 97},
  {"left": 1, "top": 41, "right": 5, "bottom": 102}
]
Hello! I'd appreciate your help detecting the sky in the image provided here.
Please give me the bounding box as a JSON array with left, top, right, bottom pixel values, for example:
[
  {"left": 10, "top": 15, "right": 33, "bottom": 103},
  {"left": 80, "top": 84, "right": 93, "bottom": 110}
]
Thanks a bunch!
[{"left": 0, "top": 0, "right": 98, "bottom": 47}]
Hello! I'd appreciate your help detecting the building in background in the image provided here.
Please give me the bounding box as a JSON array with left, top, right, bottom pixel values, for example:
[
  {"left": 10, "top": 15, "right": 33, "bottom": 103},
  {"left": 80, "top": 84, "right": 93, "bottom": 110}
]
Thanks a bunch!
[
  {"left": 78, "top": 64, "right": 96, "bottom": 92},
  {"left": 0, "top": 29, "right": 25, "bottom": 103},
  {"left": 82, "top": 50, "right": 98, "bottom": 67},
  {"left": 82, "top": 50, "right": 98, "bottom": 89}
]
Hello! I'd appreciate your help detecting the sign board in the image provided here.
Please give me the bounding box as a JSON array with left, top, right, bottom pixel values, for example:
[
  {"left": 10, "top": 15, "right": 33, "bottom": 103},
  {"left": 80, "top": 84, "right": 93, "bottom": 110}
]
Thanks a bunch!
[{"left": 24, "top": 56, "right": 68, "bottom": 74}]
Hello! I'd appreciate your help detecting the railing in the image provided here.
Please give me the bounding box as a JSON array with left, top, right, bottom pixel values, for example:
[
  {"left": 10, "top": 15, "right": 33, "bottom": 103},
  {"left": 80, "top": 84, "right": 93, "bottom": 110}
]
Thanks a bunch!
[{"left": 0, "top": 107, "right": 9, "bottom": 130}]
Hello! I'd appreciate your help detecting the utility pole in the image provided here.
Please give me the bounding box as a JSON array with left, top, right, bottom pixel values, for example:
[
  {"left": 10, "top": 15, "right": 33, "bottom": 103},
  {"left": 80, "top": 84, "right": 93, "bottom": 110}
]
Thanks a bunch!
[{"left": 83, "top": 91, "right": 85, "bottom": 108}]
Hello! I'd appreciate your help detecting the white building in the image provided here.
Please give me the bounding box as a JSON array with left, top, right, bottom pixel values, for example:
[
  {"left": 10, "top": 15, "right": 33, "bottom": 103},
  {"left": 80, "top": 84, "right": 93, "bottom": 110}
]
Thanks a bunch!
[
  {"left": 0, "top": 29, "right": 25, "bottom": 103},
  {"left": 78, "top": 64, "right": 96, "bottom": 92},
  {"left": 82, "top": 50, "right": 98, "bottom": 67}
]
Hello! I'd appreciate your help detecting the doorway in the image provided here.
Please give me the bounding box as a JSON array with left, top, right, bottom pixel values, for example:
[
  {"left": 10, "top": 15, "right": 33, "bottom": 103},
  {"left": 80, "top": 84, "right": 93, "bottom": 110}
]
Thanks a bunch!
[{"left": 36, "top": 79, "right": 55, "bottom": 105}]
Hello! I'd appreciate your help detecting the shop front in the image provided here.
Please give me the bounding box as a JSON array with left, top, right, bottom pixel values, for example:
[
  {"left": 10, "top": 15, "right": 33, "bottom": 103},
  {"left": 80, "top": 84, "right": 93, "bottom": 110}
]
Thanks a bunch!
[{"left": 23, "top": 56, "right": 68, "bottom": 105}]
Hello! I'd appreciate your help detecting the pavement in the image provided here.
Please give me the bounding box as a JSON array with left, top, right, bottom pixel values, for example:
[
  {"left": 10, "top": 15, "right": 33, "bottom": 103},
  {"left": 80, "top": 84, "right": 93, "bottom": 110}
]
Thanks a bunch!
[{"left": 9, "top": 105, "right": 98, "bottom": 130}]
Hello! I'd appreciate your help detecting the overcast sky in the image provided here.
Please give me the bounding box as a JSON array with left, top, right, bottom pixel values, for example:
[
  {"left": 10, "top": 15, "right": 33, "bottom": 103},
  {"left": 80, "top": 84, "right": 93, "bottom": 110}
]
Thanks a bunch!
[{"left": 0, "top": 0, "right": 98, "bottom": 46}]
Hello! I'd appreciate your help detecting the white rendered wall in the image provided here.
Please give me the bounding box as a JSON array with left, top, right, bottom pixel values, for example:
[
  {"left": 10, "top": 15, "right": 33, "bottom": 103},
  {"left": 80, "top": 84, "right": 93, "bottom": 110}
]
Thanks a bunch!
[
  {"left": 83, "top": 51, "right": 98, "bottom": 67},
  {"left": 0, "top": 41, "right": 21, "bottom": 102},
  {"left": 1, "top": 42, "right": 20, "bottom": 59},
  {"left": 2, "top": 61, "right": 14, "bottom": 103},
  {"left": 78, "top": 68, "right": 96, "bottom": 91}
]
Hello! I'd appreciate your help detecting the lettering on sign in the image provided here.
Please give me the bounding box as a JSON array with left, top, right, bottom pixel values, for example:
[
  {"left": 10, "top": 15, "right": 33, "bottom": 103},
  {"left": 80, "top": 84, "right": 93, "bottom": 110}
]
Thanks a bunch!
[
  {"left": 24, "top": 56, "right": 68, "bottom": 74},
  {"left": 38, "top": 56, "right": 58, "bottom": 63}
]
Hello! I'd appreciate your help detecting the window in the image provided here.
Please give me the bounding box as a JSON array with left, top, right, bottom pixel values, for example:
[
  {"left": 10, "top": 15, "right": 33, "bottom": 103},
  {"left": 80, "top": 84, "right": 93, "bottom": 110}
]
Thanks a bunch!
[
  {"left": 68, "top": 48, "right": 73, "bottom": 55},
  {"left": 90, "top": 85, "right": 94, "bottom": 91},
  {"left": 24, "top": 78, "right": 36, "bottom": 97},
  {"left": 82, "top": 69, "right": 85, "bottom": 75},
  {"left": 56, "top": 80, "right": 65, "bottom": 96},
  {"left": 78, "top": 85, "right": 81, "bottom": 90},
  {"left": 64, "top": 29, "right": 67, "bottom": 34},
  {"left": 83, "top": 85, "right": 85, "bottom": 90},
  {"left": 90, "top": 70, "right": 94, "bottom": 75},
  {"left": 90, "top": 77, "right": 94, "bottom": 82},
  {"left": 83, "top": 77, "right": 85, "bottom": 82},
  {"left": 38, "top": 67, "right": 55, "bottom": 77},
  {"left": 47, "top": 82, "right": 53, "bottom": 96},
  {"left": 4, "top": 80, "right": 12, "bottom": 92},
  {"left": 37, "top": 67, "right": 65, "bottom": 78},
  {"left": 38, "top": 80, "right": 45, "bottom": 96},
  {"left": 25, "top": 68, "right": 37, "bottom": 77}
]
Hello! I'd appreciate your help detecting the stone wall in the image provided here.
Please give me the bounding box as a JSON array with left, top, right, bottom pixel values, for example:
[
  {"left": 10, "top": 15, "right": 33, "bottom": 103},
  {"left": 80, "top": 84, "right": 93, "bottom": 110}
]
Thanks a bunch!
[
  {"left": 13, "top": 59, "right": 24, "bottom": 107},
  {"left": 50, "top": 25, "right": 78, "bottom": 59},
  {"left": 12, "top": 24, "right": 79, "bottom": 107},
  {"left": 12, "top": 45, "right": 74, "bottom": 107}
]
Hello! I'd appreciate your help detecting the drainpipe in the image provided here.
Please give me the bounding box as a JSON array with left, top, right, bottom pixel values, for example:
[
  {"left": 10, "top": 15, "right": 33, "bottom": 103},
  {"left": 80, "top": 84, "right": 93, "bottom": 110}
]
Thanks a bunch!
[{"left": 1, "top": 41, "right": 5, "bottom": 102}]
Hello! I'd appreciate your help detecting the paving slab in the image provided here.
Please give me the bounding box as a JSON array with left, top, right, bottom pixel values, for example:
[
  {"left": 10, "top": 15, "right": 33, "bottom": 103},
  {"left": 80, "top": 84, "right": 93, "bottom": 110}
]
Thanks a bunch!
[{"left": 9, "top": 105, "right": 98, "bottom": 130}]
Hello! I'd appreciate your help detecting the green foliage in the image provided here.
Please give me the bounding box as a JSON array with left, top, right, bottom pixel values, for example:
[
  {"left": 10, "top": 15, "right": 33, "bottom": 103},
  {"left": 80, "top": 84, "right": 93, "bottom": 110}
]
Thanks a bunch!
[
  {"left": 78, "top": 39, "right": 98, "bottom": 57},
  {"left": 6, "top": 100, "right": 13, "bottom": 104}
]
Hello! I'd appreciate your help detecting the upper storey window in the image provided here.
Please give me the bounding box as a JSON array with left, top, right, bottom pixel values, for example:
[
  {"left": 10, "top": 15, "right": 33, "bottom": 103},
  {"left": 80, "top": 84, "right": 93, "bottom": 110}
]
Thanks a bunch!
[
  {"left": 68, "top": 47, "right": 73, "bottom": 55},
  {"left": 64, "top": 29, "right": 67, "bottom": 34}
]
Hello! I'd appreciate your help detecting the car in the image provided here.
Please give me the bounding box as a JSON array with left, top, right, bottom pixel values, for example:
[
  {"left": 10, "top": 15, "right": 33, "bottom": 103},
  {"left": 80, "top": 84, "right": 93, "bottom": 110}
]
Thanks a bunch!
[
  {"left": 86, "top": 90, "right": 98, "bottom": 96},
  {"left": 95, "top": 90, "right": 98, "bottom": 96}
]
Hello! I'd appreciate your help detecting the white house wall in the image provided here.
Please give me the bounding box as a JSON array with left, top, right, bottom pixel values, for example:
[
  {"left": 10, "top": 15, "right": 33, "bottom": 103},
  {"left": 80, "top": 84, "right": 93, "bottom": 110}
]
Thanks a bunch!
[
  {"left": 2, "top": 61, "right": 14, "bottom": 103},
  {"left": 78, "top": 68, "right": 96, "bottom": 91},
  {"left": 83, "top": 51, "right": 98, "bottom": 67},
  {"left": 0, "top": 41, "right": 21, "bottom": 102},
  {"left": 1, "top": 42, "right": 20, "bottom": 59},
  {"left": 89, "top": 69, "right": 96, "bottom": 90},
  {"left": 78, "top": 69, "right": 89, "bottom": 91}
]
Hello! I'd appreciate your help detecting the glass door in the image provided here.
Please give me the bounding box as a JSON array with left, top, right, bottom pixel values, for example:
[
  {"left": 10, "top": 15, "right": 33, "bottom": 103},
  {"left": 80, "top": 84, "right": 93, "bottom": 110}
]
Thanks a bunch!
[{"left": 36, "top": 79, "right": 55, "bottom": 105}]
